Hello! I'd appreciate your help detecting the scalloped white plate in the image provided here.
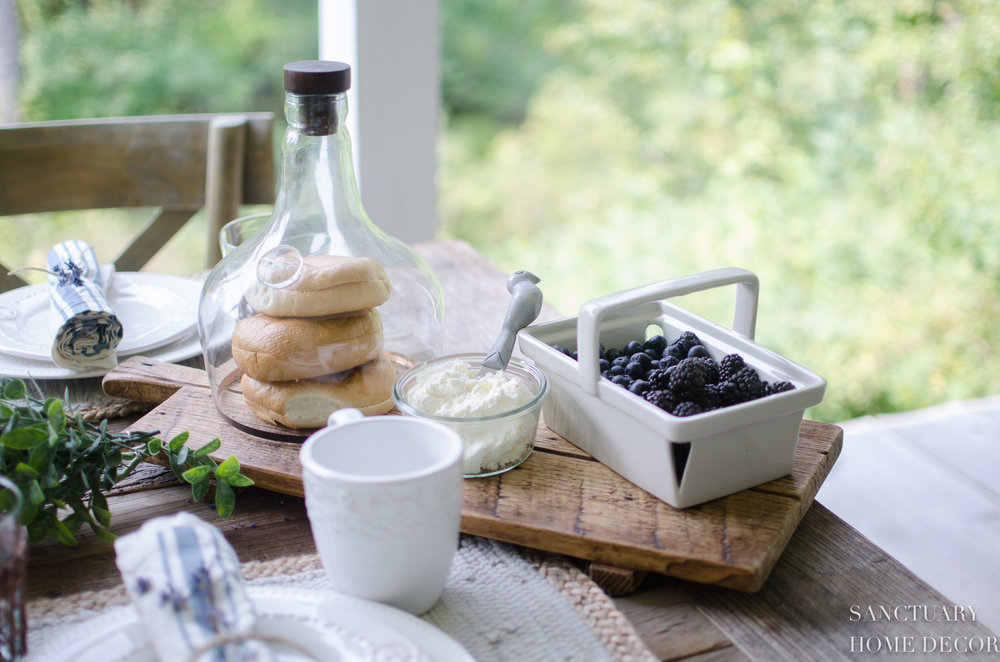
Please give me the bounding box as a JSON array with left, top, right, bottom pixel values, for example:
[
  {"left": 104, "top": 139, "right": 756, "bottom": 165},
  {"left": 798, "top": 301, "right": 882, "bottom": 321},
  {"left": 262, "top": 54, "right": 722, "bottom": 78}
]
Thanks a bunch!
[
  {"left": 26, "top": 586, "right": 472, "bottom": 662},
  {"left": 0, "top": 328, "right": 201, "bottom": 380},
  {"left": 0, "top": 273, "right": 200, "bottom": 361}
]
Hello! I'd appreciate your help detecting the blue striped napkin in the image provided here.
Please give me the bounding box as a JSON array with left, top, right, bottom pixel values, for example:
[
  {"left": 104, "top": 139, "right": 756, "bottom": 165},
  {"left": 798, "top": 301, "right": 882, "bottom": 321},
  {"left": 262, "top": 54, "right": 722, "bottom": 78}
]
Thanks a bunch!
[
  {"left": 46, "top": 240, "right": 123, "bottom": 371},
  {"left": 115, "top": 512, "right": 275, "bottom": 662}
]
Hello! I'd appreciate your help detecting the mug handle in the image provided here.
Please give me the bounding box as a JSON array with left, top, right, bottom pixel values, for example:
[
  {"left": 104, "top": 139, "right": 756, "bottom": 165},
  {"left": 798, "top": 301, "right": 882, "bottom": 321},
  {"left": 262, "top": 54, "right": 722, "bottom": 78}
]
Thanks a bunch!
[{"left": 327, "top": 408, "right": 364, "bottom": 427}]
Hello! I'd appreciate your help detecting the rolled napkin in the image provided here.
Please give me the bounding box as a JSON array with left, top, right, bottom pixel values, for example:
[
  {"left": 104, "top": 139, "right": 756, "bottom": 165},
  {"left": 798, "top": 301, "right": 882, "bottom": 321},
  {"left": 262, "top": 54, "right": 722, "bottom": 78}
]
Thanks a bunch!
[
  {"left": 46, "top": 240, "right": 123, "bottom": 371},
  {"left": 114, "top": 512, "right": 275, "bottom": 662}
]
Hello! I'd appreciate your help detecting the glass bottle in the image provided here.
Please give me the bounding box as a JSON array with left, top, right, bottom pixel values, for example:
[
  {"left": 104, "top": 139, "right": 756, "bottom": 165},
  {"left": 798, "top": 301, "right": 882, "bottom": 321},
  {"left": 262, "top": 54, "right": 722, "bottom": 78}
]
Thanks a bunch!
[{"left": 198, "top": 60, "right": 445, "bottom": 434}]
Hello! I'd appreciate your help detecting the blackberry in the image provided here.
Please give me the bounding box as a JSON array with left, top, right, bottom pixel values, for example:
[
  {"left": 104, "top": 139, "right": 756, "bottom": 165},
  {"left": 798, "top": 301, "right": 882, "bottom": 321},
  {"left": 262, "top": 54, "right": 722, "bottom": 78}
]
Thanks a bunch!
[
  {"left": 646, "top": 368, "right": 671, "bottom": 390},
  {"left": 728, "top": 366, "right": 766, "bottom": 403},
  {"left": 707, "top": 381, "right": 741, "bottom": 407},
  {"left": 693, "top": 391, "right": 720, "bottom": 411},
  {"left": 693, "top": 356, "right": 720, "bottom": 384},
  {"left": 765, "top": 380, "right": 795, "bottom": 395},
  {"left": 553, "top": 330, "right": 791, "bottom": 415},
  {"left": 719, "top": 354, "right": 746, "bottom": 382},
  {"left": 675, "top": 331, "right": 701, "bottom": 351},
  {"left": 668, "top": 358, "right": 709, "bottom": 396},
  {"left": 643, "top": 389, "right": 677, "bottom": 412},
  {"left": 672, "top": 401, "right": 703, "bottom": 417}
]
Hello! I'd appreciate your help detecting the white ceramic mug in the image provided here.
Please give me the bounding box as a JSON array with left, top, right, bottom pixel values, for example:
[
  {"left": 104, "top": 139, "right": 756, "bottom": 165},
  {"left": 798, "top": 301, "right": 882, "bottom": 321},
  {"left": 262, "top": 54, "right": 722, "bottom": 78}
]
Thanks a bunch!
[{"left": 299, "top": 408, "right": 464, "bottom": 615}]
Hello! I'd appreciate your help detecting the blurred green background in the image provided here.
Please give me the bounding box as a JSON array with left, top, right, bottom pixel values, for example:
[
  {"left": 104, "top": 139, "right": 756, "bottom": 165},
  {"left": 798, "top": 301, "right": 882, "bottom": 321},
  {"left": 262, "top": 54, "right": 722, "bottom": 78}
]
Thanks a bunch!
[{"left": 3, "top": 0, "right": 998, "bottom": 423}]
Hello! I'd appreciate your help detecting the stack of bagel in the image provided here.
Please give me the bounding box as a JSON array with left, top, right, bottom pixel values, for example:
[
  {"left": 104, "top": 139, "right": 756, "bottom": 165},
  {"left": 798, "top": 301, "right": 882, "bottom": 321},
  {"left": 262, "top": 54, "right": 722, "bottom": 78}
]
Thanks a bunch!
[{"left": 232, "top": 254, "right": 396, "bottom": 428}]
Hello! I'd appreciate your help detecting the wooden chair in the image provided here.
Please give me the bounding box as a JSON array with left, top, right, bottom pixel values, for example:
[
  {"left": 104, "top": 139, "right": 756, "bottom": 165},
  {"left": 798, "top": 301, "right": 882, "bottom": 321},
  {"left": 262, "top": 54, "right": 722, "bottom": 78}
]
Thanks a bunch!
[{"left": 0, "top": 113, "right": 276, "bottom": 291}]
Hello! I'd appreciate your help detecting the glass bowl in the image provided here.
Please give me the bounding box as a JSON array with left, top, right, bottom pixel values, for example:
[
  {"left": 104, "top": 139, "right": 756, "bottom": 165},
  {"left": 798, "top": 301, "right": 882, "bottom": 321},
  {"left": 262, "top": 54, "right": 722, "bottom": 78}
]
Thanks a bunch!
[{"left": 392, "top": 353, "right": 548, "bottom": 478}]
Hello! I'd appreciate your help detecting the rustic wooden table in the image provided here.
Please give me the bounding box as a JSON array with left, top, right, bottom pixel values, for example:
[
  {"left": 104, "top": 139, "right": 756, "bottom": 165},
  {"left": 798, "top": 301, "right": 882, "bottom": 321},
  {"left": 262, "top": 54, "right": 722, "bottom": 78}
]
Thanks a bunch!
[{"left": 26, "top": 240, "right": 999, "bottom": 661}]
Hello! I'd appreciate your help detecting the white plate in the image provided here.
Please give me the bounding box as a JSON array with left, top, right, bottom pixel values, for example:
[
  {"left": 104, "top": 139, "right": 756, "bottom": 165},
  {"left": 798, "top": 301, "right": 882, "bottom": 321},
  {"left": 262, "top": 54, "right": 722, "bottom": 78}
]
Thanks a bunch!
[
  {"left": 0, "top": 328, "right": 201, "bottom": 380},
  {"left": 26, "top": 586, "right": 473, "bottom": 662},
  {"left": 0, "top": 273, "right": 201, "bottom": 361}
]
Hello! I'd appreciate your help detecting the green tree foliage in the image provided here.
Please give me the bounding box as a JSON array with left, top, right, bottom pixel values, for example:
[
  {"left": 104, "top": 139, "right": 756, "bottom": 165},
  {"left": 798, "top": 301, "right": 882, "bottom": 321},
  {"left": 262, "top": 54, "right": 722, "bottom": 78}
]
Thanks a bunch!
[
  {"left": 6, "top": 0, "right": 314, "bottom": 276},
  {"left": 16, "top": 0, "right": 317, "bottom": 120},
  {"left": 438, "top": 0, "right": 1000, "bottom": 421},
  {"left": 441, "top": 0, "right": 580, "bottom": 125},
  {"left": 10, "top": 0, "right": 998, "bottom": 422}
]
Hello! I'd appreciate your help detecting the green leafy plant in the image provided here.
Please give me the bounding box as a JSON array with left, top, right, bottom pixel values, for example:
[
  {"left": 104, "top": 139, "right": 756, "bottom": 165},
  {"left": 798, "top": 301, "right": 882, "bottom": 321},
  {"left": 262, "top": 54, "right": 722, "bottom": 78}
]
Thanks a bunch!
[{"left": 0, "top": 377, "right": 253, "bottom": 546}]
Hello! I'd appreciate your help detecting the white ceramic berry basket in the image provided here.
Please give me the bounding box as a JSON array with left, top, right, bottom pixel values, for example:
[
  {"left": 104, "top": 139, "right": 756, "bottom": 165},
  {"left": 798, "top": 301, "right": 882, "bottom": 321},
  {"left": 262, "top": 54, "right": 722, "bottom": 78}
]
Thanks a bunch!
[{"left": 518, "top": 267, "right": 826, "bottom": 508}]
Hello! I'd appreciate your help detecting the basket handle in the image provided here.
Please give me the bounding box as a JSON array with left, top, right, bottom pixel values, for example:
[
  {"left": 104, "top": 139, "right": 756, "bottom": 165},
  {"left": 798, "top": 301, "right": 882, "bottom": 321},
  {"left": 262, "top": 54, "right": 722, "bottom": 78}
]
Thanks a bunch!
[{"left": 576, "top": 268, "right": 759, "bottom": 396}]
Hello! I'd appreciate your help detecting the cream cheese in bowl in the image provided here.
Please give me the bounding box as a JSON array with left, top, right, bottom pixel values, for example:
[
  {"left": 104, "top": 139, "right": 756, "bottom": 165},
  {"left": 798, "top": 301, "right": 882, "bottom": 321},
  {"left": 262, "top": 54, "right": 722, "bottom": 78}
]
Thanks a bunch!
[{"left": 392, "top": 354, "right": 548, "bottom": 477}]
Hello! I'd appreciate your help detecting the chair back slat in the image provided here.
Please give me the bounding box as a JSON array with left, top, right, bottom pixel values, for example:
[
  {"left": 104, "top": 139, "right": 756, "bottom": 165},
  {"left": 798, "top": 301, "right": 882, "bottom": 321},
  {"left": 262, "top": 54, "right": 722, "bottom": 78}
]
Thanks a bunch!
[{"left": 0, "top": 113, "right": 276, "bottom": 288}]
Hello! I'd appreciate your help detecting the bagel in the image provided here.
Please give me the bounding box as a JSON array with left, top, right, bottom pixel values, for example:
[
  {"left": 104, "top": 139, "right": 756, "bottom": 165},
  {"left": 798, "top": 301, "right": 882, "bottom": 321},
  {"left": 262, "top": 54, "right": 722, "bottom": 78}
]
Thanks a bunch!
[
  {"left": 232, "top": 309, "right": 383, "bottom": 381},
  {"left": 245, "top": 254, "right": 391, "bottom": 317},
  {"left": 240, "top": 356, "right": 397, "bottom": 428}
]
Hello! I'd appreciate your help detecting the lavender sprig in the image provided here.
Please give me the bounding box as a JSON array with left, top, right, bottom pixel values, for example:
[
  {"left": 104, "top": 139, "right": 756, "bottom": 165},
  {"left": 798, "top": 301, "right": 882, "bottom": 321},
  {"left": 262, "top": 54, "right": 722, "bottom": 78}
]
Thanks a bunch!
[{"left": 51, "top": 259, "right": 86, "bottom": 286}]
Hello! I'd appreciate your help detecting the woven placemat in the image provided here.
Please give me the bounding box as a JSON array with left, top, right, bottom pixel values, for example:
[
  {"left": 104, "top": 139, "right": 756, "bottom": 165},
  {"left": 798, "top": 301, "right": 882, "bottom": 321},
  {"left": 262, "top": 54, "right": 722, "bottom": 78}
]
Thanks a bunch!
[
  {"left": 28, "top": 538, "right": 655, "bottom": 662},
  {"left": 72, "top": 398, "right": 155, "bottom": 421}
]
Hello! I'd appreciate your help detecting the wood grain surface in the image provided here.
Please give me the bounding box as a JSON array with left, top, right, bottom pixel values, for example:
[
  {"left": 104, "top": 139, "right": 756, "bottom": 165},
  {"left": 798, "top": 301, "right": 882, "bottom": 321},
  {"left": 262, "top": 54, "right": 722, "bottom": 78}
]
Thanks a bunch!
[
  {"left": 26, "top": 240, "right": 1000, "bottom": 661},
  {"left": 102, "top": 354, "right": 842, "bottom": 592},
  {"left": 0, "top": 114, "right": 275, "bottom": 285}
]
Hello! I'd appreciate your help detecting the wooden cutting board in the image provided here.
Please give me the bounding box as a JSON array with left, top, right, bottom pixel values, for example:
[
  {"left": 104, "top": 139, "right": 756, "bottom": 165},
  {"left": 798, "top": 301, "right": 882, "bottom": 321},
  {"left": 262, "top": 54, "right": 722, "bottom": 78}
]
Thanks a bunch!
[{"left": 103, "top": 356, "right": 842, "bottom": 592}]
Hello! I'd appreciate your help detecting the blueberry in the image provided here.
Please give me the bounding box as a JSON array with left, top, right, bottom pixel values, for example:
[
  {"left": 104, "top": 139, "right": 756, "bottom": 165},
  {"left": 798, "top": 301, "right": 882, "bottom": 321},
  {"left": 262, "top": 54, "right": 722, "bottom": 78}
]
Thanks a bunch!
[
  {"left": 612, "top": 355, "right": 629, "bottom": 368},
  {"left": 571, "top": 350, "right": 579, "bottom": 360},
  {"left": 650, "top": 359, "right": 660, "bottom": 370},
  {"left": 611, "top": 375, "right": 632, "bottom": 388},
  {"left": 608, "top": 364, "right": 625, "bottom": 377},
  {"left": 630, "top": 352, "right": 652, "bottom": 367},
  {"left": 553, "top": 345, "right": 570, "bottom": 356},
  {"left": 643, "top": 348, "right": 660, "bottom": 360},
  {"left": 625, "top": 340, "right": 643, "bottom": 356},
  {"left": 665, "top": 343, "right": 687, "bottom": 360},
  {"left": 605, "top": 347, "right": 622, "bottom": 362},
  {"left": 644, "top": 335, "right": 667, "bottom": 353},
  {"left": 629, "top": 380, "right": 651, "bottom": 396},
  {"left": 598, "top": 358, "right": 610, "bottom": 372},
  {"left": 675, "top": 331, "right": 701, "bottom": 351},
  {"left": 625, "top": 361, "right": 647, "bottom": 379},
  {"left": 687, "top": 344, "right": 710, "bottom": 358},
  {"left": 660, "top": 355, "right": 679, "bottom": 368}
]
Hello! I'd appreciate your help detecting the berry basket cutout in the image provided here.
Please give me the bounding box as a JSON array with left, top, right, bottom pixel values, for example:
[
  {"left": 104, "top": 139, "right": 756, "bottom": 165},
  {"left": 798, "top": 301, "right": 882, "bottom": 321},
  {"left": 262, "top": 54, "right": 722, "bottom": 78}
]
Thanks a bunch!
[{"left": 518, "top": 268, "right": 826, "bottom": 508}]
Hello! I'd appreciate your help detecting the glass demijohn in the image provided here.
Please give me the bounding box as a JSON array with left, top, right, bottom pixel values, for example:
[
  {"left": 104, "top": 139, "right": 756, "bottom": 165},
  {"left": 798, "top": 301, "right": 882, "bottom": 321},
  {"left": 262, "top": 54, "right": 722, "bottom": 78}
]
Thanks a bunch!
[{"left": 198, "top": 60, "right": 445, "bottom": 433}]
